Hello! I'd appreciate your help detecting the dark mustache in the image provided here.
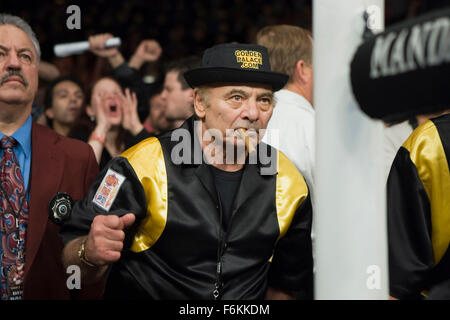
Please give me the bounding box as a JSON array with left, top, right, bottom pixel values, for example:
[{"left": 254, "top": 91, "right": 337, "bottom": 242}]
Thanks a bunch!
[{"left": 0, "top": 70, "right": 28, "bottom": 87}]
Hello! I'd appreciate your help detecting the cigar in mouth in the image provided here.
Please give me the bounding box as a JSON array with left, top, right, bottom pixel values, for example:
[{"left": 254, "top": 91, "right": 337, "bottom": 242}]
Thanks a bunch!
[{"left": 237, "top": 128, "right": 256, "bottom": 154}]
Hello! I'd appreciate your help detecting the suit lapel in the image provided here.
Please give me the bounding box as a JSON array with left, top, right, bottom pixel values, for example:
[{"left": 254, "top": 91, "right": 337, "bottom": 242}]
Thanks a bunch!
[
  {"left": 24, "top": 123, "right": 64, "bottom": 278},
  {"left": 194, "top": 164, "right": 219, "bottom": 205},
  {"left": 233, "top": 144, "right": 278, "bottom": 214},
  {"left": 232, "top": 164, "right": 265, "bottom": 215},
  {"left": 189, "top": 118, "right": 219, "bottom": 205},
  {"left": 194, "top": 157, "right": 275, "bottom": 219}
]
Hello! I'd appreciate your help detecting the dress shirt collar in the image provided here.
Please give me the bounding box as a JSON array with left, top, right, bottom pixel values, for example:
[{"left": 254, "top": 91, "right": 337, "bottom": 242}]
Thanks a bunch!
[
  {"left": 0, "top": 115, "right": 32, "bottom": 158},
  {"left": 275, "top": 89, "right": 314, "bottom": 112}
]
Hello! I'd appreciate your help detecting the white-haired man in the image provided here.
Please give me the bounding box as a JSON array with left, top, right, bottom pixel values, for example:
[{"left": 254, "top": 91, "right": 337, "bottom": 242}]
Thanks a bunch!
[{"left": 62, "top": 43, "right": 313, "bottom": 300}]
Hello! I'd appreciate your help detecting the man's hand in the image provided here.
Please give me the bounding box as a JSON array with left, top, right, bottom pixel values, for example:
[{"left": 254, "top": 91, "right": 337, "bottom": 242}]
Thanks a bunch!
[
  {"left": 84, "top": 213, "right": 136, "bottom": 266},
  {"left": 129, "top": 40, "right": 162, "bottom": 70},
  {"left": 88, "top": 33, "right": 124, "bottom": 68}
]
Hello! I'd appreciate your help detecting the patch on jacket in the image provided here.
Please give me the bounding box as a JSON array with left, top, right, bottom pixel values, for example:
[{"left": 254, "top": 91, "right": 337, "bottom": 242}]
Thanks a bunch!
[{"left": 92, "top": 168, "right": 126, "bottom": 211}]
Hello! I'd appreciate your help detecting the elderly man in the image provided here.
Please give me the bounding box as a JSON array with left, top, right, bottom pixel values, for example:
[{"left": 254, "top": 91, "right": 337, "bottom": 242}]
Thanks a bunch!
[
  {"left": 61, "top": 43, "right": 313, "bottom": 300},
  {"left": 0, "top": 14, "right": 100, "bottom": 299}
]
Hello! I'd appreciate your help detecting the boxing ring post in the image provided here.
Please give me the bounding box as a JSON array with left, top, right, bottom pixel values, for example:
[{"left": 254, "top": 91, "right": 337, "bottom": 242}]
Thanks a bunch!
[{"left": 313, "top": 0, "right": 388, "bottom": 299}]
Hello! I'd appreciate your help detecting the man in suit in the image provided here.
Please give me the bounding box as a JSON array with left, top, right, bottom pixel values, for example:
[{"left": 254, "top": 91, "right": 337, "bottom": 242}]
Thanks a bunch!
[{"left": 0, "top": 14, "right": 100, "bottom": 299}]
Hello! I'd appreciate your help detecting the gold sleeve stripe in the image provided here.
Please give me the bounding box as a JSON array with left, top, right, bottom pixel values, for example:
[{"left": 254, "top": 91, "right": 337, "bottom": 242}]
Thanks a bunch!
[
  {"left": 121, "top": 137, "right": 168, "bottom": 253},
  {"left": 275, "top": 151, "right": 309, "bottom": 241},
  {"left": 403, "top": 121, "right": 450, "bottom": 264}
]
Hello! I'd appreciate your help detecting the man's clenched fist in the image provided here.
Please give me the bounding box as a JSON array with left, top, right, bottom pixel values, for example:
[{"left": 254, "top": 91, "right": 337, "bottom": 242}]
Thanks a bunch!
[{"left": 84, "top": 213, "right": 136, "bottom": 266}]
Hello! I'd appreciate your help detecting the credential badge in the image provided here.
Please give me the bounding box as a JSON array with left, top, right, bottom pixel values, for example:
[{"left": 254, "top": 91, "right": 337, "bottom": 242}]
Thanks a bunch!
[{"left": 48, "top": 192, "right": 74, "bottom": 224}]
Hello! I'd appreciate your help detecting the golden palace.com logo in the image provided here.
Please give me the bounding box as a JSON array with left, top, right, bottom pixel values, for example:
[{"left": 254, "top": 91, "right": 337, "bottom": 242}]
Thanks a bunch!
[{"left": 235, "top": 50, "right": 263, "bottom": 69}]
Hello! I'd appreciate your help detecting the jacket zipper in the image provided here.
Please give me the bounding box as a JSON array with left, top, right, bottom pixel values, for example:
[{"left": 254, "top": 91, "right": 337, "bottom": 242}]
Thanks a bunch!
[{"left": 213, "top": 190, "right": 225, "bottom": 300}]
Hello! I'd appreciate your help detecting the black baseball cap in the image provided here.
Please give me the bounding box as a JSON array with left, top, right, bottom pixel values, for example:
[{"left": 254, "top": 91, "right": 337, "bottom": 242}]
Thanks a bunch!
[{"left": 184, "top": 43, "right": 288, "bottom": 91}]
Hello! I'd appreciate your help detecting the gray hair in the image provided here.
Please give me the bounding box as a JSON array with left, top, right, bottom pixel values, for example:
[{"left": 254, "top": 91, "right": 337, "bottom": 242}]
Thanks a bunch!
[{"left": 0, "top": 13, "right": 41, "bottom": 63}]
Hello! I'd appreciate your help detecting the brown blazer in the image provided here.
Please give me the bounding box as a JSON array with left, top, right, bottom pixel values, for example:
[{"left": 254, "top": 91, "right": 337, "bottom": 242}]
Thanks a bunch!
[{"left": 22, "top": 123, "right": 100, "bottom": 299}]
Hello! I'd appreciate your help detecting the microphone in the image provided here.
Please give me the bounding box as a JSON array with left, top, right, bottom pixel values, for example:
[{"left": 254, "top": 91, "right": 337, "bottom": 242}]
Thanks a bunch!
[{"left": 54, "top": 37, "right": 121, "bottom": 57}]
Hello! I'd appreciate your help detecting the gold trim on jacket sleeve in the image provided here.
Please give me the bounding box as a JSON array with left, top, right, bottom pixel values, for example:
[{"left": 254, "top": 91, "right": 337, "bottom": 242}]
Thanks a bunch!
[
  {"left": 275, "top": 151, "right": 309, "bottom": 241},
  {"left": 403, "top": 121, "right": 450, "bottom": 264},
  {"left": 121, "top": 137, "right": 168, "bottom": 253}
]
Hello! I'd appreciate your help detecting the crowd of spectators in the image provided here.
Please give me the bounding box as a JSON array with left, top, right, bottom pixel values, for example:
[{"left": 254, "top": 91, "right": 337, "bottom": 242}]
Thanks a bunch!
[{"left": 5, "top": 0, "right": 446, "bottom": 112}]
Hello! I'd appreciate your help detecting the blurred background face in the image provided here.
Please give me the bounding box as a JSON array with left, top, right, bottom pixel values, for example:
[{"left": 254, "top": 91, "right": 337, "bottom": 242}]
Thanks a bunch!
[
  {"left": 0, "top": 25, "right": 38, "bottom": 108},
  {"left": 46, "top": 80, "right": 83, "bottom": 126},
  {"left": 149, "top": 93, "right": 175, "bottom": 133},
  {"left": 160, "top": 70, "right": 193, "bottom": 121},
  {"left": 89, "top": 77, "right": 123, "bottom": 126}
]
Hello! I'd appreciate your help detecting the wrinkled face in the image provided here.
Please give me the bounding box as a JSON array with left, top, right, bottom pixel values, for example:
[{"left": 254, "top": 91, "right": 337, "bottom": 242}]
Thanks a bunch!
[
  {"left": 194, "top": 83, "right": 274, "bottom": 150},
  {"left": 160, "top": 70, "right": 193, "bottom": 121},
  {"left": 89, "top": 78, "right": 123, "bottom": 125},
  {"left": 47, "top": 80, "right": 83, "bottom": 126},
  {"left": 0, "top": 25, "right": 38, "bottom": 108},
  {"left": 149, "top": 93, "right": 174, "bottom": 133}
]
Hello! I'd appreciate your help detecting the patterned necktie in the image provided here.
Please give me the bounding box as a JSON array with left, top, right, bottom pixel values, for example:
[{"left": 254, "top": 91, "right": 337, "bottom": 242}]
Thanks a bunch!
[{"left": 0, "top": 136, "right": 29, "bottom": 300}]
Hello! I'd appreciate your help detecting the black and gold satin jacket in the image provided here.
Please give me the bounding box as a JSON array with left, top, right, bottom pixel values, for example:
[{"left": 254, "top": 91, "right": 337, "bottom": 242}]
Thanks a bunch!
[
  {"left": 61, "top": 117, "right": 313, "bottom": 299},
  {"left": 388, "top": 113, "right": 450, "bottom": 299}
]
